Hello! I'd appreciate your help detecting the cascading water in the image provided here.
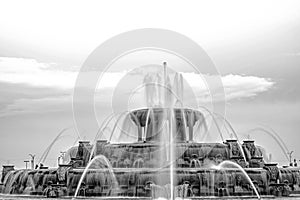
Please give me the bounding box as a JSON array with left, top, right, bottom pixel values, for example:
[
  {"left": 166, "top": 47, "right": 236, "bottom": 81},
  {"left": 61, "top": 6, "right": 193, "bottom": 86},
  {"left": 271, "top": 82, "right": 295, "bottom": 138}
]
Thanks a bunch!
[
  {"left": 3, "top": 170, "right": 21, "bottom": 194},
  {"left": 73, "top": 155, "right": 118, "bottom": 199},
  {"left": 212, "top": 160, "right": 261, "bottom": 199}
]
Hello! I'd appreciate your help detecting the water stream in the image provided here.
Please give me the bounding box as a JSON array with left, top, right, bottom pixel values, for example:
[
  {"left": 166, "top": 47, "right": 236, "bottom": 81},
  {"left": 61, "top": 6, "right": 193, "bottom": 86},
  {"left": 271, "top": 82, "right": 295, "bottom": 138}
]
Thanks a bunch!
[
  {"left": 213, "top": 160, "right": 261, "bottom": 199},
  {"left": 73, "top": 155, "right": 118, "bottom": 199}
]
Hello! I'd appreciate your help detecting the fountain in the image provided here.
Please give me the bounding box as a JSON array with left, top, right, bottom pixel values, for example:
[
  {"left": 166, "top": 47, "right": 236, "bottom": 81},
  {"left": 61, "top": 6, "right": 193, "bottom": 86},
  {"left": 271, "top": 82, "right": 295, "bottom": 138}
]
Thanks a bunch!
[{"left": 1, "top": 62, "right": 300, "bottom": 199}]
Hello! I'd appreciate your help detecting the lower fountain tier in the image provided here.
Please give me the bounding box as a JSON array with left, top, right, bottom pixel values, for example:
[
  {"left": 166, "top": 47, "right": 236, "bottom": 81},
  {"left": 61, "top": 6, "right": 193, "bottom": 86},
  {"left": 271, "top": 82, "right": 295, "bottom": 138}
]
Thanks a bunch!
[
  {"left": 1, "top": 139, "right": 299, "bottom": 198},
  {"left": 1, "top": 166, "right": 300, "bottom": 198}
]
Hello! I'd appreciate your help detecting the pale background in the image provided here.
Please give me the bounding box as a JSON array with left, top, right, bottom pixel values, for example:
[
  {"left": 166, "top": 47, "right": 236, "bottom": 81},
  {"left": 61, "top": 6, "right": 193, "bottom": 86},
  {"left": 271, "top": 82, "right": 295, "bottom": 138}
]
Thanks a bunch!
[{"left": 0, "top": 0, "right": 300, "bottom": 168}]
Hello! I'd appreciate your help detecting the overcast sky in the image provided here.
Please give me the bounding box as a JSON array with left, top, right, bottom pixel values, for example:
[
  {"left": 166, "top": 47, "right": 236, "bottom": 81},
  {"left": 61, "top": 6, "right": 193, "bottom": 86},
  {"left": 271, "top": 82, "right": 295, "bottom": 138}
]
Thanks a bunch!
[{"left": 0, "top": 0, "right": 300, "bottom": 168}]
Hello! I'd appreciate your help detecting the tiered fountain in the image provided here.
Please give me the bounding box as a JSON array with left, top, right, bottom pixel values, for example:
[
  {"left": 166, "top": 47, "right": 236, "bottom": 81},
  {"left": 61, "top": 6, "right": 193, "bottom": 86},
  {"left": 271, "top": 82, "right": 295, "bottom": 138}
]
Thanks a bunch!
[{"left": 1, "top": 63, "right": 300, "bottom": 199}]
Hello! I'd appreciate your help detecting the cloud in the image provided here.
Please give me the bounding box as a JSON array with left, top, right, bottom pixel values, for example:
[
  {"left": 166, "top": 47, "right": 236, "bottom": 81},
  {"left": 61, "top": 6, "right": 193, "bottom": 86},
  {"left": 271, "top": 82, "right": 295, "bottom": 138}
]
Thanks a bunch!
[
  {"left": 0, "top": 57, "right": 127, "bottom": 117},
  {"left": 0, "top": 57, "right": 275, "bottom": 117},
  {"left": 0, "top": 57, "right": 77, "bottom": 89},
  {"left": 0, "top": 57, "right": 127, "bottom": 89},
  {"left": 222, "top": 74, "right": 274, "bottom": 100},
  {"left": 0, "top": 96, "right": 71, "bottom": 117},
  {"left": 284, "top": 52, "right": 300, "bottom": 57},
  {"left": 182, "top": 73, "right": 274, "bottom": 102}
]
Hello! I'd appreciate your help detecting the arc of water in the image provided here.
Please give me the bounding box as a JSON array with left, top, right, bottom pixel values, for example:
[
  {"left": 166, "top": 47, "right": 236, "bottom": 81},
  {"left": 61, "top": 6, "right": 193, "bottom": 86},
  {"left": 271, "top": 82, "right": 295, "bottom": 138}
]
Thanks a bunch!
[
  {"left": 213, "top": 114, "right": 231, "bottom": 137},
  {"left": 215, "top": 160, "right": 261, "bottom": 199},
  {"left": 195, "top": 112, "right": 211, "bottom": 141},
  {"left": 214, "top": 113, "right": 238, "bottom": 139},
  {"left": 89, "top": 127, "right": 111, "bottom": 161},
  {"left": 197, "top": 106, "right": 224, "bottom": 142},
  {"left": 73, "top": 155, "right": 118, "bottom": 199},
  {"left": 144, "top": 73, "right": 151, "bottom": 107},
  {"left": 94, "top": 113, "right": 116, "bottom": 142},
  {"left": 38, "top": 126, "right": 76, "bottom": 164},
  {"left": 89, "top": 110, "right": 144, "bottom": 162},
  {"left": 173, "top": 73, "right": 179, "bottom": 105},
  {"left": 247, "top": 128, "right": 289, "bottom": 161},
  {"left": 144, "top": 107, "right": 152, "bottom": 141},
  {"left": 72, "top": 136, "right": 81, "bottom": 146},
  {"left": 261, "top": 125, "right": 289, "bottom": 153},
  {"left": 108, "top": 111, "right": 130, "bottom": 142},
  {"left": 39, "top": 129, "right": 66, "bottom": 164},
  {"left": 109, "top": 110, "right": 141, "bottom": 142},
  {"left": 179, "top": 74, "right": 184, "bottom": 106},
  {"left": 196, "top": 106, "right": 247, "bottom": 162},
  {"left": 129, "top": 111, "right": 142, "bottom": 140},
  {"left": 156, "top": 73, "right": 162, "bottom": 106},
  {"left": 166, "top": 75, "right": 173, "bottom": 107},
  {"left": 89, "top": 113, "right": 116, "bottom": 162},
  {"left": 163, "top": 62, "right": 167, "bottom": 107},
  {"left": 40, "top": 128, "right": 71, "bottom": 164},
  {"left": 213, "top": 112, "right": 247, "bottom": 163},
  {"left": 270, "top": 128, "right": 289, "bottom": 153}
]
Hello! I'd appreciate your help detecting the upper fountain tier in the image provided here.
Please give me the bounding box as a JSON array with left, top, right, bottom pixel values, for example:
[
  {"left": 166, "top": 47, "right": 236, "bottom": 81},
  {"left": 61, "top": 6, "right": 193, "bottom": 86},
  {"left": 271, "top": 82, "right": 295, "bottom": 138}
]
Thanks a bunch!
[
  {"left": 110, "top": 107, "right": 207, "bottom": 143},
  {"left": 106, "top": 63, "right": 209, "bottom": 143}
]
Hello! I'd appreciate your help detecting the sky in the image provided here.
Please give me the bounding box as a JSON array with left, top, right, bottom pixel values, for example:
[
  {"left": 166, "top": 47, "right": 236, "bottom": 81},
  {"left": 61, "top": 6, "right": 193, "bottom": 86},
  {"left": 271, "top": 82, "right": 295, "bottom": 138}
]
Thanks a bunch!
[{"left": 0, "top": 0, "right": 300, "bottom": 168}]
